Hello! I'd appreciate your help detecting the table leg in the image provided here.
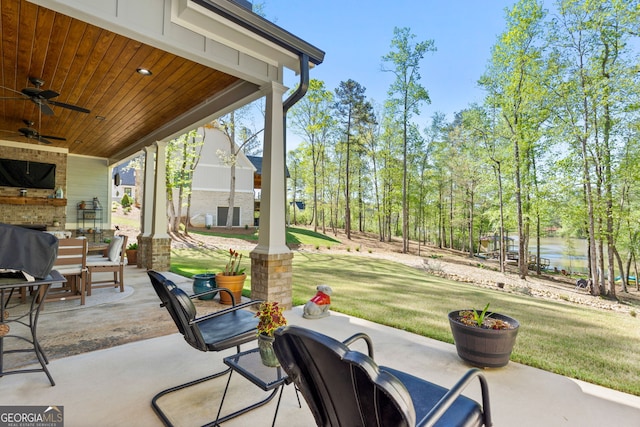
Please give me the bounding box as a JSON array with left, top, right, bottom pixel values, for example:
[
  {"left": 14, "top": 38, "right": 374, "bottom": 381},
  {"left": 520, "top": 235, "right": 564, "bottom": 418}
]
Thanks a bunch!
[
  {"left": 0, "top": 284, "right": 55, "bottom": 386},
  {"left": 271, "top": 385, "right": 285, "bottom": 427},
  {"left": 215, "top": 370, "right": 234, "bottom": 425},
  {"left": 208, "top": 373, "right": 280, "bottom": 426}
]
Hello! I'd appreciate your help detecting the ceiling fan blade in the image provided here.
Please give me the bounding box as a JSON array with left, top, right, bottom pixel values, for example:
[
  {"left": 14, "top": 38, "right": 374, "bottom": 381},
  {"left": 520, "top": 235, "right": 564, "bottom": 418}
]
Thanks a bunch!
[
  {"left": 40, "top": 134, "right": 66, "bottom": 141},
  {"left": 48, "top": 100, "right": 90, "bottom": 114},
  {"left": 38, "top": 89, "right": 60, "bottom": 100},
  {"left": 36, "top": 102, "right": 56, "bottom": 116},
  {"left": 37, "top": 136, "right": 52, "bottom": 145}
]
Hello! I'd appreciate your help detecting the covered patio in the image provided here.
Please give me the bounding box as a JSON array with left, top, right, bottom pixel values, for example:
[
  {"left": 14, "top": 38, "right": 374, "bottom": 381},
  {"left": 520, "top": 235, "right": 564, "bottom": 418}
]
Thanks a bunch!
[
  {"left": 2, "top": 266, "right": 640, "bottom": 426},
  {"left": 1, "top": 0, "right": 324, "bottom": 306}
]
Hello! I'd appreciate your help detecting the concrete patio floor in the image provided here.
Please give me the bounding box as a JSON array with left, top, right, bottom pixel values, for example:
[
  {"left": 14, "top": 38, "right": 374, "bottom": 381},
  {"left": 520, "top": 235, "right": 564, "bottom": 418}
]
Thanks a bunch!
[{"left": 2, "top": 267, "right": 640, "bottom": 427}]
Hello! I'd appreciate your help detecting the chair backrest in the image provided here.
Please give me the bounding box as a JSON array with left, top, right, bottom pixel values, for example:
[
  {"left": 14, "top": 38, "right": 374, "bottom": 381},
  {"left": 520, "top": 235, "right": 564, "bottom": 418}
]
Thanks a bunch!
[
  {"left": 274, "top": 325, "right": 415, "bottom": 427},
  {"left": 53, "top": 238, "right": 87, "bottom": 270},
  {"left": 107, "top": 235, "right": 127, "bottom": 263},
  {"left": 147, "top": 271, "right": 208, "bottom": 351}
]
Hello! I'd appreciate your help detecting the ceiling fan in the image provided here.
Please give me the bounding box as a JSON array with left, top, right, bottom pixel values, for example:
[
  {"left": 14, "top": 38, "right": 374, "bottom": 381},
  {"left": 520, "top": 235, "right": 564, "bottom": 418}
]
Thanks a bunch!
[
  {"left": 7, "top": 119, "right": 67, "bottom": 145},
  {"left": 0, "top": 77, "right": 90, "bottom": 116}
]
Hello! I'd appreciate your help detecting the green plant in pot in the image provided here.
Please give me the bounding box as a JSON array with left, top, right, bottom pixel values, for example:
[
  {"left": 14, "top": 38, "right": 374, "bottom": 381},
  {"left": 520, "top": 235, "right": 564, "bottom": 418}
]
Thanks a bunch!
[
  {"left": 448, "top": 303, "right": 519, "bottom": 368},
  {"left": 216, "top": 249, "right": 247, "bottom": 305},
  {"left": 126, "top": 242, "right": 138, "bottom": 266},
  {"left": 255, "top": 301, "right": 287, "bottom": 367}
]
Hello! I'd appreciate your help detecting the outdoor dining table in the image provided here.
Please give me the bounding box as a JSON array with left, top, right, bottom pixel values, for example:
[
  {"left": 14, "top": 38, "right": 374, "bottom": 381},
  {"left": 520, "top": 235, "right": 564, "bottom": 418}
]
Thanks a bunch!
[{"left": 0, "top": 270, "right": 65, "bottom": 386}]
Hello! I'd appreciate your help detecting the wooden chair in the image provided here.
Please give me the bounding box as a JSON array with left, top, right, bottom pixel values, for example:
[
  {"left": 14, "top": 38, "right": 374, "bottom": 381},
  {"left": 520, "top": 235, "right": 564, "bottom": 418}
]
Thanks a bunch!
[
  {"left": 40, "top": 237, "right": 88, "bottom": 305},
  {"left": 86, "top": 235, "right": 127, "bottom": 296}
]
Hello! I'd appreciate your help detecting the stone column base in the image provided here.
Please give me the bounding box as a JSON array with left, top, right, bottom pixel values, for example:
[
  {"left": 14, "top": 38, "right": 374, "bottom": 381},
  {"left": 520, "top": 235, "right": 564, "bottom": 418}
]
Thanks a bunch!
[
  {"left": 136, "top": 235, "right": 145, "bottom": 268},
  {"left": 249, "top": 251, "right": 293, "bottom": 309},
  {"left": 139, "top": 235, "right": 171, "bottom": 271}
]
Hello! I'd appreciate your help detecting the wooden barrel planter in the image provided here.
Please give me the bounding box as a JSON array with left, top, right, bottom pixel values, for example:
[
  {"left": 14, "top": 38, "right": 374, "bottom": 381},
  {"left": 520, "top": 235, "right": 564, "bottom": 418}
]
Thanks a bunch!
[{"left": 448, "top": 310, "right": 520, "bottom": 368}]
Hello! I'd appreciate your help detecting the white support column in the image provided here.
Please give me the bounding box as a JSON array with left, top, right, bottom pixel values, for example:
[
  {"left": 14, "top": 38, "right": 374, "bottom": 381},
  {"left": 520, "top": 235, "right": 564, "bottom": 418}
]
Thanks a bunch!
[
  {"left": 254, "top": 81, "right": 289, "bottom": 254},
  {"left": 141, "top": 145, "right": 156, "bottom": 237},
  {"left": 151, "top": 140, "right": 169, "bottom": 239}
]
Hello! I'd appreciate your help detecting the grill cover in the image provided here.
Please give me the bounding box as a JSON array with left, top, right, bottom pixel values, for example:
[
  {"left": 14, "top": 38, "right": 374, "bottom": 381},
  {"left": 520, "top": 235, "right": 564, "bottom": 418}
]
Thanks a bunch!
[{"left": 0, "top": 223, "right": 59, "bottom": 279}]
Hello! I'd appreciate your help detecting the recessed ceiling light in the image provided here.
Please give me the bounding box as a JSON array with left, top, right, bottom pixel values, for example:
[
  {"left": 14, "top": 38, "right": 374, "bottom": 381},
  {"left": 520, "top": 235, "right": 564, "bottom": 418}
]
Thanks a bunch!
[
  {"left": 95, "top": 115, "right": 106, "bottom": 121},
  {"left": 74, "top": 140, "right": 82, "bottom": 145},
  {"left": 136, "top": 68, "right": 152, "bottom": 76}
]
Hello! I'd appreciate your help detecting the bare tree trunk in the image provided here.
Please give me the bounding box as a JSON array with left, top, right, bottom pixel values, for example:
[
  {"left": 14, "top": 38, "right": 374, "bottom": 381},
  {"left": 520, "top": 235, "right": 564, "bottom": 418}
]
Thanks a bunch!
[
  {"left": 449, "top": 178, "right": 454, "bottom": 250},
  {"left": 497, "top": 162, "right": 506, "bottom": 273},
  {"left": 468, "top": 187, "right": 474, "bottom": 258},
  {"left": 513, "top": 133, "right": 528, "bottom": 279},
  {"left": 226, "top": 161, "right": 236, "bottom": 228},
  {"left": 614, "top": 246, "right": 628, "bottom": 293},
  {"left": 167, "top": 196, "right": 176, "bottom": 233}
]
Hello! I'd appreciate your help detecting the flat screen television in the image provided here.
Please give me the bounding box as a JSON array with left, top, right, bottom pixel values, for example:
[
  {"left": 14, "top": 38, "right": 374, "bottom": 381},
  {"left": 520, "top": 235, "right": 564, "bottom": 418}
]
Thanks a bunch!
[{"left": 0, "top": 158, "right": 56, "bottom": 190}]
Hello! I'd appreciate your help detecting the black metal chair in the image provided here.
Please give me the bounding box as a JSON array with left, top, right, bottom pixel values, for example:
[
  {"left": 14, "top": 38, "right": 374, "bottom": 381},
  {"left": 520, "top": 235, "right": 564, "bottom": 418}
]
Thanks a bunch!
[
  {"left": 147, "top": 270, "right": 264, "bottom": 426},
  {"left": 273, "top": 325, "right": 492, "bottom": 427}
]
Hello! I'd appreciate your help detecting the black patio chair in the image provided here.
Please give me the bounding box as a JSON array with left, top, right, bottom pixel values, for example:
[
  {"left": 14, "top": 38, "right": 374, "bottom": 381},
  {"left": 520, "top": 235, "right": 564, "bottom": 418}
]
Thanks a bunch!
[
  {"left": 273, "top": 325, "right": 492, "bottom": 427},
  {"left": 147, "top": 271, "right": 263, "bottom": 426}
]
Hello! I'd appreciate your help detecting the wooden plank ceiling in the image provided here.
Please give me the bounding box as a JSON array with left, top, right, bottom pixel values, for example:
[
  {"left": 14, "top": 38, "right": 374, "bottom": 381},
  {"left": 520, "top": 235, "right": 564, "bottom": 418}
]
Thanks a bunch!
[{"left": 0, "top": 0, "right": 240, "bottom": 158}]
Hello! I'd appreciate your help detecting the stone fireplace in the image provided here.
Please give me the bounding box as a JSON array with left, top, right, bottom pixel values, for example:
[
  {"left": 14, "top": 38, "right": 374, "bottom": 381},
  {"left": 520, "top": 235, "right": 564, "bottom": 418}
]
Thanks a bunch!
[{"left": 0, "top": 143, "right": 68, "bottom": 230}]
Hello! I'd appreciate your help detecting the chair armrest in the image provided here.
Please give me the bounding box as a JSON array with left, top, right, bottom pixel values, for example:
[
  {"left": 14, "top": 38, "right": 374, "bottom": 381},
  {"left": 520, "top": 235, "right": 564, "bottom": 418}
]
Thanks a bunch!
[
  {"left": 190, "top": 286, "right": 242, "bottom": 306},
  {"left": 191, "top": 298, "right": 263, "bottom": 324},
  {"left": 417, "top": 368, "right": 492, "bottom": 427},
  {"left": 189, "top": 287, "right": 225, "bottom": 300},
  {"left": 342, "top": 332, "right": 374, "bottom": 358}
]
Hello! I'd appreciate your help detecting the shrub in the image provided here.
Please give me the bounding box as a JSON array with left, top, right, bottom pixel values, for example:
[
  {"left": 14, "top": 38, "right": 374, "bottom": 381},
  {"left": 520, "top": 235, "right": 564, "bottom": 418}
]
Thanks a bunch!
[{"left": 121, "top": 193, "right": 132, "bottom": 208}]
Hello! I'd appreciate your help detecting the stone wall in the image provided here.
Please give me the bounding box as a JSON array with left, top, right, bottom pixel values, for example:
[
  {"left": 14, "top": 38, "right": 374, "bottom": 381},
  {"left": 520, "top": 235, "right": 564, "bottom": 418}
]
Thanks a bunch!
[{"left": 0, "top": 144, "right": 68, "bottom": 229}]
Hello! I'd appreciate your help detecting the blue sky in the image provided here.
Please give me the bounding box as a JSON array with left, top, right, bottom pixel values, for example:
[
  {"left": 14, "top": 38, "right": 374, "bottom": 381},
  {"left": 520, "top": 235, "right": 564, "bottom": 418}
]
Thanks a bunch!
[{"left": 264, "top": 0, "right": 521, "bottom": 130}]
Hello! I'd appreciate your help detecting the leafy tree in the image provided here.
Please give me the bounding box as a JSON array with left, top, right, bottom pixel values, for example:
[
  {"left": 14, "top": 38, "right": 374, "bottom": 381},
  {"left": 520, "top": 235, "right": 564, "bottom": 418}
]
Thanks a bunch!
[
  {"left": 216, "top": 111, "right": 263, "bottom": 228},
  {"left": 462, "top": 105, "right": 510, "bottom": 271},
  {"left": 288, "top": 79, "right": 335, "bottom": 232},
  {"left": 382, "top": 26, "right": 436, "bottom": 253},
  {"left": 334, "top": 79, "right": 375, "bottom": 240},
  {"left": 166, "top": 128, "right": 205, "bottom": 234},
  {"left": 480, "top": 0, "right": 547, "bottom": 278}
]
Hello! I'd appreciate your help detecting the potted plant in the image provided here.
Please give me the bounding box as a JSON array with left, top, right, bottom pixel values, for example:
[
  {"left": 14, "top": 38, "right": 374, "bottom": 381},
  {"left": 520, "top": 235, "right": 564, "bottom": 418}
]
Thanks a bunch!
[
  {"left": 125, "top": 242, "right": 138, "bottom": 265},
  {"left": 216, "top": 248, "right": 247, "bottom": 305},
  {"left": 255, "top": 301, "right": 287, "bottom": 367},
  {"left": 448, "top": 303, "right": 519, "bottom": 368}
]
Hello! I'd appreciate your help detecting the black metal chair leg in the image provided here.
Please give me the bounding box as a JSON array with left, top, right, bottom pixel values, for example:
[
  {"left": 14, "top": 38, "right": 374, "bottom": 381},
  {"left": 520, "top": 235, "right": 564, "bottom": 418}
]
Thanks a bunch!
[
  {"left": 208, "top": 382, "right": 278, "bottom": 427},
  {"left": 151, "top": 367, "right": 231, "bottom": 427}
]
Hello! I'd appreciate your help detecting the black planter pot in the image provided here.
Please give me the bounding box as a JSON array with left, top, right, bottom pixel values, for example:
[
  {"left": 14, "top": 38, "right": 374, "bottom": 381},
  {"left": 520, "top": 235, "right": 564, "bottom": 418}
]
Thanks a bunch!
[{"left": 448, "top": 310, "right": 520, "bottom": 368}]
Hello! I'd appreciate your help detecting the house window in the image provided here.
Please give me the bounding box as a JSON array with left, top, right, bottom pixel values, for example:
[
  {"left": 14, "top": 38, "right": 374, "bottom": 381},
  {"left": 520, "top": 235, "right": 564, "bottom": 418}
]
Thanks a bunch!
[
  {"left": 124, "top": 188, "right": 132, "bottom": 197},
  {"left": 217, "top": 207, "right": 240, "bottom": 226}
]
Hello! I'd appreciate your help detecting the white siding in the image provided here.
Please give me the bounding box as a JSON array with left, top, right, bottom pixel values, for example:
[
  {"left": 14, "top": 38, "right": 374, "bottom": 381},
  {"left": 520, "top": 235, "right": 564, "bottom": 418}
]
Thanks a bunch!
[{"left": 67, "top": 156, "right": 110, "bottom": 230}]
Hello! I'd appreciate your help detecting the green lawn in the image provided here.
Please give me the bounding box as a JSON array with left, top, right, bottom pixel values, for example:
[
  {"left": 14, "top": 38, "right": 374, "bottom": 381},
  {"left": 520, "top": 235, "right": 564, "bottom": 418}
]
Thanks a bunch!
[
  {"left": 191, "top": 227, "right": 341, "bottom": 247},
  {"left": 171, "top": 227, "right": 640, "bottom": 397}
]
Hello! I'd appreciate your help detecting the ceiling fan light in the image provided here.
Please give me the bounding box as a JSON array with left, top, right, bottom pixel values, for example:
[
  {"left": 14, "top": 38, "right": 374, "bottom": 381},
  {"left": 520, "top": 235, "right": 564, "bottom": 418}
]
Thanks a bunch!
[{"left": 136, "top": 68, "right": 152, "bottom": 76}]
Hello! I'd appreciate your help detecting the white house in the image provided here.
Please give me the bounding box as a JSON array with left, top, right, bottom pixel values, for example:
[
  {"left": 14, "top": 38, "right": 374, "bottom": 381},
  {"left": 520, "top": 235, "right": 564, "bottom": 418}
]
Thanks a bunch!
[{"left": 181, "top": 126, "right": 256, "bottom": 228}]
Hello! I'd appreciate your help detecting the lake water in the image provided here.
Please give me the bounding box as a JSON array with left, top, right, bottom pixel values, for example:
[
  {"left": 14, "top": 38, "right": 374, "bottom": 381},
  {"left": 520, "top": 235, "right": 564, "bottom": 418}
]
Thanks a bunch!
[{"left": 512, "top": 236, "right": 589, "bottom": 273}]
